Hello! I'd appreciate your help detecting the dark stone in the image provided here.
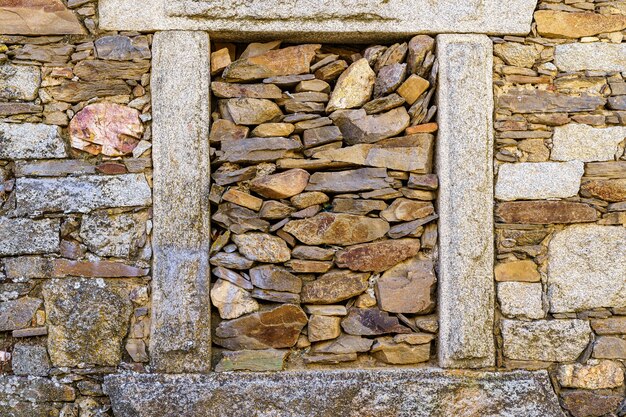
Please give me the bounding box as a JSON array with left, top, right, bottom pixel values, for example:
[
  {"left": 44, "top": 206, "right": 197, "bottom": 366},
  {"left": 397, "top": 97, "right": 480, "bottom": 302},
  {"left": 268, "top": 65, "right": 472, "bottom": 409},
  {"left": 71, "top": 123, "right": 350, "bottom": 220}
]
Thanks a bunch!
[
  {"left": 496, "top": 201, "right": 598, "bottom": 224},
  {"left": 561, "top": 390, "right": 622, "bottom": 417},
  {"left": 341, "top": 308, "right": 411, "bottom": 335}
]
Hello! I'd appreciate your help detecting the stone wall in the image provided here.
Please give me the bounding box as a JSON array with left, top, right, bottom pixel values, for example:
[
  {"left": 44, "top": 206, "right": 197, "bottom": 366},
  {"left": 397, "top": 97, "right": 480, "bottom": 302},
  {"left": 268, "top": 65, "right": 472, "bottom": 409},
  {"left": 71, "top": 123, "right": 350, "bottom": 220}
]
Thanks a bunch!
[{"left": 493, "top": 1, "right": 626, "bottom": 415}]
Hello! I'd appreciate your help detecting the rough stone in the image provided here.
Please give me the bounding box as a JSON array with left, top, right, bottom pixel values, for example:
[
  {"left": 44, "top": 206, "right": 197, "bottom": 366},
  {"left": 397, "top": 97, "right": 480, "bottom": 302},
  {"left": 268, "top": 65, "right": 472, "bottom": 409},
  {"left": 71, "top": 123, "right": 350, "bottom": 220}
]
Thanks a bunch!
[
  {"left": 210, "top": 279, "right": 259, "bottom": 319},
  {"left": 494, "top": 42, "right": 538, "bottom": 68},
  {"left": 312, "top": 334, "right": 373, "bottom": 354},
  {"left": 305, "top": 168, "right": 389, "bottom": 193},
  {"left": 581, "top": 179, "right": 626, "bottom": 202},
  {"left": 69, "top": 103, "right": 143, "bottom": 156},
  {"left": 308, "top": 315, "right": 342, "bottom": 342},
  {"left": 590, "top": 317, "right": 626, "bottom": 335},
  {"left": 11, "top": 344, "right": 50, "bottom": 377},
  {"left": 0, "top": 375, "right": 75, "bottom": 402},
  {"left": 301, "top": 270, "right": 369, "bottom": 304},
  {"left": 0, "top": 64, "right": 40, "bottom": 100},
  {"left": 375, "top": 258, "right": 435, "bottom": 314},
  {"left": 43, "top": 278, "right": 132, "bottom": 367},
  {"left": 497, "top": 282, "right": 544, "bottom": 320},
  {"left": 73, "top": 60, "right": 151, "bottom": 81},
  {"left": 341, "top": 308, "right": 410, "bottom": 336},
  {"left": 331, "top": 107, "right": 410, "bottom": 144},
  {"left": 150, "top": 31, "right": 212, "bottom": 372},
  {"left": 222, "top": 189, "right": 263, "bottom": 211},
  {"left": 0, "top": 0, "right": 84, "bottom": 35},
  {"left": 212, "top": 82, "right": 282, "bottom": 99},
  {"left": 497, "top": 89, "right": 606, "bottom": 114},
  {"left": 290, "top": 192, "right": 329, "bottom": 209},
  {"left": 211, "top": 253, "right": 256, "bottom": 270},
  {"left": 214, "top": 304, "right": 307, "bottom": 350},
  {"left": 437, "top": 35, "right": 495, "bottom": 369},
  {"left": 0, "top": 122, "right": 66, "bottom": 160},
  {"left": 371, "top": 339, "right": 430, "bottom": 364},
  {"left": 496, "top": 201, "right": 599, "bottom": 224},
  {"left": 80, "top": 211, "right": 147, "bottom": 258},
  {"left": 495, "top": 161, "right": 584, "bottom": 201},
  {"left": 95, "top": 35, "right": 151, "bottom": 60},
  {"left": 250, "top": 265, "right": 301, "bottom": 293},
  {"left": 380, "top": 199, "right": 434, "bottom": 222},
  {"left": 232, "top": 232, "right": 291, "bottom": 263},
  {"left": 374, "top": 63, "right": 406, "bottom": 98},
  {"left": 215, "top": 349, "right": 288, "bottom": 372},
  {"left": 535, "top": 10, "right": 626, "bottom": 38},
  {"left": 251, "top": 123, "right": 295, "bottom": 138},
  {"left": 557, "top": 360, "right": 624, "bottom": 389},
  {"left": 226, "top": 98, "right": 283, "bottom": 125},
  {"left": 303, "top": 305, "right": 346, "bottom": 316},
  {"left": 47, "top": 80, "right": 132, "bottom": 103},
  {"left": 16, "top": 174, "right": 151, "bottom": 214},
  {"left": 326, "top": 58, "right": 375, "bottom": 112},
  {"left": 335, "top": 239, "right": 421, "bottom": 272},
  {"left": 501, "top": 319, "right": 591, "bottom": 362},
  {"left": 560, "top": 390, "right": 623, "bottom": 417},
  {"left": 548, "top": 225, "right": 626, "bottom": 313},
  {"left": 331, "top": 198, "right": 387, "bottom": 215},
  {"left": 495, "top": 260, "right": 540, "bottom": 282},
  {"left": 284, "top": 212, "right": 389, "bottom": 245},
  {"left": 0, "top": 297, "right": 41, "bottom": 332},
  {"left": 396, "top": 75, "right": 430, "bottom": 105},
  {"left": 219, "top": 136, "right": 302, "bottom": 163},
  {"left": 407, "top": 35, "right": 435, "bottom": 74},
  {"left": 250, "top": 169, "right": 309, "bottom": 199},
  {"left": 593, "top": 337, "right": 626, "bottom": 359},
  {"left": 0, "top": 218, "right": 59, "bottom": 256},
  {"left": 552, "top": 124, "right": 626, "bottom": 162},
  {"left": 209, "top": 119, "right": 249, "bottom": 143}
]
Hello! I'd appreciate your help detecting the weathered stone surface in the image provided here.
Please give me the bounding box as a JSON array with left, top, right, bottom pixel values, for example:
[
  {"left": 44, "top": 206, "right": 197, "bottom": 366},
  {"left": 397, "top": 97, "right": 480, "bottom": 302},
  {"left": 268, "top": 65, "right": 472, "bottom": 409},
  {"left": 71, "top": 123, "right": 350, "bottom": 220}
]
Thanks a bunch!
[
  {"left": 73, "top": 59, "right": 151, "bottom": 81},
  {"left": 16, "top": 174, "right": 151, "bottom": 213},
  {"left": 303, "top": 305, "right": 346, "bottom": 316},
  {"left": 331, "top": 198, "right": 387, "bottom": 215},
  {"left": 593, "top": 337, "right": 626, "bottom": 359},
  {"left": 105, "top": 369, "right": 566, "bottom": 417},
  {"left": 219, "top": 137, "right": 302, "bottom": 163},
  {"left": 0, "top": 218, "right": 59, "bottom": 256},
  {"left": 552, "top": 124, "right": 626, "bottom": 162},
  {"left": 209, "top": 119, "right": 249, "bottom": 143},
  {"left": 496, "top": 162, "right": 584, "bottom": 201},
  {"left": 494, "top": 42, "right": 538, "bottom": 68},
  {"left": 496, "top": 201, "right": 598, "bottom": 224},
  {"left": 501, "top": 319, "right": 591, "bottom": 362},
  {"left": 0, "top": 122, "right": 66, "bottom": 160},
  {"left": 222, "top": 189, "right": 262, "bottom": 211},
  {"left": 251, "top": 288, "right": 300, "bottom": 304},
  {"left": 341, "top": 308, "right": 409, "bottom": 336},
  {"left": 216, "top": 349, "right": 288, "bottom": 372},
  {"left": 362, "top": 93, "right": 405, "bottom": 114},
  {"left": 226, "top": 98, "right": 283, "bottom": 125},
  {"left": 212, "top": 81, "right": 282, "bottom": 99},
  {"left": 0, "top": 102, "right": 42, "bottom": 116},
  {"left": 301, "top": 270, "right": 369, "bottom": 304},
  {"left": 0, "top": 297, "right": 41, "bottom": 331},
  {"left": 214, "top": 304, "right": 307, "bottom": 350},
  {"left": 284, "top": 212, "right": 389, "bottom": 245},
  {"left": 11, "top": 344, "right": 50, "bottom": 376},
  {"left": 375, "top": 258, "right": 435, "bottom": 314},
  {"left": 371, "top": 339, "right": 430, "bottom": 364},
  {"left": 397, "top": 75, "right": 429, "bottom": 105},
  {"left": 290, "top": 192, "right": 329, "bottom": 210},
  {"left": 210, "top": 279, "right": 259, "bottom": 319},
  {"left": 331, "top": 107, "right": 410, "bottom": 144},
  {"left": 43, "top": 278, "right": 132, "bottom": 367},
  {"left": 95, "top": 35, "right": 151, "bottom": 60},
  {"left": 374, "top": 63, "right": 406, "bottom": 98},
  {"left": 497, "top": 282, "right": 544, "bottom": 320},
  {"left": 560, "top": 391, "right": 623, "bottom": 417},
  {"left": 557, "top": 360, "right": 624, "bottom": 389},
  {"left": 232, "top": 233, "right": 290, "bottom": 263},
  {"left": 251, "top": 123, "right": 295, "bottom": 138},
  {"left": 3, "top": 256, "right": 148, "bottom": 279},
  {"left": 581, "top": 178, "right": 626, "bottom": 202},
  {"left": 591, "top": 317, "right": 626, "bottom": 335},
  {"left": 498, "top": 89, "right": 606, "bottom": 114},
  {"left": 336, "top": 239, "right": 421, "bottom": 272},
  {"left": 210, "top": 252, "right": 254, "bottom": 270},
  {"left": 0, "top": 375, "right": 75, "bottom": 402},
  {"left": 0, "top": 64, "right": 39, "bottom": 100},
  {"left": 150, "top": 31, "right": 212, "bottom": 372},
  {"left": 380, "top": 199, "right": 434, "bottom": 222},
  {"left": 312, "top": 334, "right": 373, "bottom": 354},
  {"left": 250, "top": 169, "right": 309, "bottom": 199},
  {"left": 80, "top": 211, "right": 148, "bottom": 258},
  {"left": 0, "top": 0, "right": 84, "bottom": 35},
  {"left": 495, "top": 260, "right": 540, "bottom": 282},
  {"left": 548, "top": 225, "right": 626, "bottom": 313},
  {"left": 69, "top": 103, "right": 143, "bottom": 156},
  {"left": 535, "top": 10, "right": 626, "bottom": 38},
  {"left": 223, "top": 45, "right": 320, "bottom": 82},
  {"left": 308, "top": 315, "right": 342, "bottom": 342},
  {"left": 437, "top": 35, "right": 495, "bottom": 369},
  {"left": 250, "top": 265, "right": 302, "bottom": 293},
  {"left": 305, "top": 168, "right": 389, "bottom": 193},
  {"left": 326, "top": 58, "right": 375, "bottom": 112},
  {"left": 47, "top": 80, "right": 132, "bottom": 102}
]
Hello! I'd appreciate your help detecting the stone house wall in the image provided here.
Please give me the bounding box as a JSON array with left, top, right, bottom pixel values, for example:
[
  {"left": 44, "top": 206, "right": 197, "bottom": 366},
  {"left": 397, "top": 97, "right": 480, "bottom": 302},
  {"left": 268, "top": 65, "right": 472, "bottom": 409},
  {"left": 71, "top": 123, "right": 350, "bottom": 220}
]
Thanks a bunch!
[{"left": 0, "top": 0, "right": 624, "bottom": 416}]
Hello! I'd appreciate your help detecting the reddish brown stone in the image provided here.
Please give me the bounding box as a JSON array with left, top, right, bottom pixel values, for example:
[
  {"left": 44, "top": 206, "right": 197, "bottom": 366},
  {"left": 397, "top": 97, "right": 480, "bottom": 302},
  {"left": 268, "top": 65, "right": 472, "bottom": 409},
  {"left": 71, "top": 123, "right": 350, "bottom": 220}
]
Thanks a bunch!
[
  {"left": 0, "top": 0, "right": 84, "bottom": 35},
  {"left": 301, "top": 270, "right": 369, "bottom": 304},
  {"left": 496, "top": 201, "right": 598, "bottom": 224},
  {"left": 52, "top": 259, "right": 148, "bottom": 278},
  {"left": 95, "top": 162, "right": 128, "bottom": 175},
  {"left": 560, "top": 390, "right": 622, "bottom": 417},
  {"left": 335, "top": 239, "right": 421, "bottom": 272},
  {"left": 581, "top": 179, "right": 626, "bottom": 202},
  {"left": 375, "top": 259, "right": 436, "bottom": 314},
  {"left": 214, "top": 304, "right": 307, "bottom": 350},
  {"left": 341, "top": 308, "right": 411, "bottom": 336}
]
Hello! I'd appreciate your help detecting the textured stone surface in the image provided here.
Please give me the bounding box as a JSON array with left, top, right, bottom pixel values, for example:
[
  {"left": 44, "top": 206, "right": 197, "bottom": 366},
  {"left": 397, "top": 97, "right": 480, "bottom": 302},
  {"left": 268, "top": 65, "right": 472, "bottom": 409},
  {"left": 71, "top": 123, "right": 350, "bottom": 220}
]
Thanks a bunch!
[
  {"left": 536, "top": 10, "right": 626, "bottom": 39},
  {"left": 79, "top": 211, "right": 148, "bottom": 258},
  {"left": 99, "top": 0, "right": 539, "bottom": 39},
  {"left": 593, "top": 337, "right": 626, "bottom": 359},
  {"left": 0, "top": 122, "right": 66, "bottom": 159},
  {"left": 283, "top": 213, "right": 389, "bottom": 246},
  {"left": 552, "top": 124, "right": 626, "bottom": 162},
  {"left": 16, "top": 174, "right": 151, "bottom": 213},
  {"left": 560, "top": 391, "right": 623, "bottom": 417},
  {"left": 150, "top": 31, "right": 212, "bottom": 372},
  {"left": 581, "top": 178, "right": 626, "bottom": 202},
  {"left": 210, "top": 279, "right": 258, "bottom": 319},
  {"left": 250, "top": 169, "right": 309, "bottom": 199},
  {"left": 95, "top": 35, "right": 152, "bottom": 60},
  {"left": 496, "top": 162, "right": 584, "bottom": 201},
  {"left": 371, "top": 339, "right": 430, "bottom": 364},
  {"left": 105, "top": 369, "right": 565, "bottom": 417},
  {"left": 557, "top": 360, "right": 624, "bottom": 390},
  {"left": 375, "top": 258, "right": 436, "bottom": 314},
  {"left": 496, "top": 201, "right": 598, "bottom": 224},
  {"left": 232, "top": 233, "right": 290, "bottom": 263},
  {"left": 495, "top": 260, "right": 540, "bottom": 282},
  {"left": 0, "top": 64, "right": 40, "bottom": 100},
  {"left": 341, "top": 308, "right": 410, "bottom": 336},
  {"left": 555, "top": 43, "right": 626, "bottom": 73},
  {"left": 11, "top": 344, "right": 50, "bottom": 377},
  {"left": 0, "top": 218, "right": 59, "bottom": 256},
  {"left": 335, "top": 239, "right": 421, "bottom": 272},
  {"left": 497, "top": 89, "right": 605, "bottom": 114},
  {"left": 0, "top": 0, "right": 84, "bottom": 35},
  {"left": 326, "top": 58, "right": 375, "bottom": 112},
  {"left": 501, "top": 319, "right": 591, "bottom": 362},
  {"left": 437, "top": 34, "right": 495, "bottom": 369},
  {"left": 215, "top": 349, "right": 288, "bottom": 372},
  {"left": 301, "top": 270, "right": 369, "bottom": 304},
  {"left": 43, "top": 278, "right": 132, "bottom": 367},
  {"left": 497, "top": 282, "right": 544, "bottom": 320},
  {"left": 548, "top": 225, "right": 626, "bottom": 313},
  {"left": 0, "top": 297, "right": 41, "bottom": 331}
]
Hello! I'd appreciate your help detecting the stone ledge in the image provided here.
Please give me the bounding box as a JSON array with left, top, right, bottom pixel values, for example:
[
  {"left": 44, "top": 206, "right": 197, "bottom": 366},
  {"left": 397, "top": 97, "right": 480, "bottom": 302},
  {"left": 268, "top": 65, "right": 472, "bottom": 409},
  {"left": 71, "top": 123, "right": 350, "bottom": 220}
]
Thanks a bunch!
[{"left": 104, "top": 369, "right": 565, "bottom": 417}]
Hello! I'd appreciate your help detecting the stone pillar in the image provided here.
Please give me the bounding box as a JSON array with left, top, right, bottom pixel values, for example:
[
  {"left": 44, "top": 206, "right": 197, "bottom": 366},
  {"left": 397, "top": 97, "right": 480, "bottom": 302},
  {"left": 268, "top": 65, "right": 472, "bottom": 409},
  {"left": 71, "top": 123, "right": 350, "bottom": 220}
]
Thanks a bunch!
[
  {"left": 150, "top": 31, "right": 212, "bottom": 373},
  {"left": 436, "top": 34, "right": 495, "bottom": 368}
]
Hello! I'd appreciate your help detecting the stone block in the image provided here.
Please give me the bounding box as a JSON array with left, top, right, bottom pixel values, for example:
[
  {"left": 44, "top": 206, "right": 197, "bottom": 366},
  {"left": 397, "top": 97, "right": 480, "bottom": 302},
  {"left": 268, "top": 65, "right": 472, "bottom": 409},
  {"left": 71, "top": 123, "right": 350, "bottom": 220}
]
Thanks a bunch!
[
  {"left": 0, "top": 297, "right": 41, "bottom": 331},
  {"left": 11, "top": 344, "right": 50, "bottom": 376},
  {"left": 555, "top": 43, "right": 626, "bottom": 73},
  {"left": 497, "top": 282, "right": 544, "bottom": 320},
  {"left": 0, "top": 0, "right": 84, "bottom": 35},
  {"left": 501, "top": 319, "right": 591, "bottom": 362},
  {"left": 79, "top": 210, "right": 148, "bottom": 258},
  {"left": 548, "top": 225, "right": 626, "bottom": 313},
  {"left": 0, "top": 218, "right": 59, "bottom": 256},
  {"left": 15, "top": 174, "right": 151, "bottom": 214},
  {"left": 556, "top": 360, "right": 624, "bottom": 389},
  {"left": 437, "top": 34, "right": 495, "bottom": 368},
  {"left": 43, "top": 278, "right": 133, "bottom": 367},
  {"left": 495, "top": 161, "right": 584, "bottom": 201},
  {"left": 552, "top": 124, "right": 626, "bottom": 162},
  {"left": 0, "top": 64, "right": 40, "bottom": 100},
  {"left": 496, "top": 201, "right": 598, "bottom": 224},
  {"left": 0, "top": 122, "right": 66, "bottom": 160},
  {"left": 0, "top": 375, "right": 75, "bottom": 402},
  {"left": 104, "top": 369, "right": 565, "bottom": 417},
  {"left": 150, "top": 31, "right": 212, "bottom": 373}
]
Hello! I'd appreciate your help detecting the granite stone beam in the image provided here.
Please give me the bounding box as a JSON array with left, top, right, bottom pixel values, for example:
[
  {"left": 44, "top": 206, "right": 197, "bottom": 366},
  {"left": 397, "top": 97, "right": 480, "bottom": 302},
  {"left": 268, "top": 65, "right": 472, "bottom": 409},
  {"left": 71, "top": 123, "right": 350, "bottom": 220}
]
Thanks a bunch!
[
  {"left": 150, "top": 31, "right": 212, "bottom": 373},
  {"left": 436, "top": 34, "right": 496, "bottom": 369}
]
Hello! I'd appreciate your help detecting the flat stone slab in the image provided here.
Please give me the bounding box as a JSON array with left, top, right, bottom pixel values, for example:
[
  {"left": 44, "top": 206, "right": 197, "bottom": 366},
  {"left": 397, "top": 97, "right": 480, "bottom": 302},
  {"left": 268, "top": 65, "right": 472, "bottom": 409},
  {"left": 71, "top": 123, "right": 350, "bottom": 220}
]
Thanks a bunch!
[
  {"left": 104, "top": 369, "right": 565, "bottom": 417},
  {"left": 552, "top": 124, "right": 626, "bottom": 162},
  {"left": 0, "top": 122, "right": 66, "bottom": 160},
  {"left": 496, "top": 161, "right": 584, "bottom": 201},
  {"left": 99, "top": 0, "right": 538, "bottom": 40},
  {"left": 555, "top": 43, "right": 626, "bottom": 73}
]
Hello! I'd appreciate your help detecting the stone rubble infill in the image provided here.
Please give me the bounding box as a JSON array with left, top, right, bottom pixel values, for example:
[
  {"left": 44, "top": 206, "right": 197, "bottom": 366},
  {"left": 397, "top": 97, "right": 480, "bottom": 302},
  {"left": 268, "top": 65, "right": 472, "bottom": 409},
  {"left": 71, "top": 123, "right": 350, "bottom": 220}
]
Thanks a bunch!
[{"left": 208, "top": 38, "right": 439, "bottom": 370}]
